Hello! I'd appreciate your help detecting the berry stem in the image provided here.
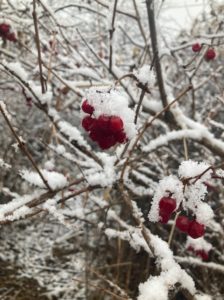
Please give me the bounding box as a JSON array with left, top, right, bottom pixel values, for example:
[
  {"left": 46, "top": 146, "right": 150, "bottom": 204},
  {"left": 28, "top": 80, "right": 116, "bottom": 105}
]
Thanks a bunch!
[{"left": 168, "top": 211, "right": 181, "bottom": 247}]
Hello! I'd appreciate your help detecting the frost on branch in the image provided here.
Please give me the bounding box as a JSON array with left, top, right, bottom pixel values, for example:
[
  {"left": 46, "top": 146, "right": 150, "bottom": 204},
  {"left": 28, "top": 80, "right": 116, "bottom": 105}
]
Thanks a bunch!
[
  {"left": 138, "top": 235, "right": 195, "bottom": 300},
  {"left": 20, "top": 169, "right": 68, "bottom": 190},
  {"left": 84, "top": 153, "right": 116, "bottom": 187},
  {"left": 133, "top": 65, "right": 156, "bottom": 87}
]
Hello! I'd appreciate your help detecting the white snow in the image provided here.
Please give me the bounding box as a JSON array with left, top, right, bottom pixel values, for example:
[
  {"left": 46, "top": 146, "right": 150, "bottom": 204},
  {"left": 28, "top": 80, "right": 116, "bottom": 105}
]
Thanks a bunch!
[
  {"left": 20, "top": 169, "right": 68, "bottom": 190},
  {"left": 186, "top": 236, "right": 212, "bottom": 252},
  {"left": 133, "top": 65, "right": 156, "bottom": 87}
]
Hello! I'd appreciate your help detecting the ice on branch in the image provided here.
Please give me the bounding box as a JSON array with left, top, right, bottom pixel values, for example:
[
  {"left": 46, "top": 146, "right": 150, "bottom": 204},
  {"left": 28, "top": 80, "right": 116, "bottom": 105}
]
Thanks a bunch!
[
  {"left": 133, "top": 65, "right": 155, "bottom": 87},
  {"left": 20, "top": 169, "right": 68, "bottom": 190}
]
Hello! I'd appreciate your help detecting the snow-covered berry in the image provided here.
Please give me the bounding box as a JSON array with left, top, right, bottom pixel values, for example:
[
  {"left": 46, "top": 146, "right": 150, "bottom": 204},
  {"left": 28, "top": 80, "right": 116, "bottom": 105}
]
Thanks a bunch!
[{"left": 80, "top": 88, "right": 136, "bottom": 150}]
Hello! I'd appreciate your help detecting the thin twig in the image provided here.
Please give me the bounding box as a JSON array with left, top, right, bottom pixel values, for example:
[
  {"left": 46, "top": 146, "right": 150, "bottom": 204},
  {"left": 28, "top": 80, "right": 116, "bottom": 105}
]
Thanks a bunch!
[
  {"left": 109, "top": 0, "right": 118, "bottom": 72},
  {"left": 0, "top": 102, "right": 52, "bottom": 191},
  {"left": 32, "top": 0, "right": 46, "bottom": 94}
]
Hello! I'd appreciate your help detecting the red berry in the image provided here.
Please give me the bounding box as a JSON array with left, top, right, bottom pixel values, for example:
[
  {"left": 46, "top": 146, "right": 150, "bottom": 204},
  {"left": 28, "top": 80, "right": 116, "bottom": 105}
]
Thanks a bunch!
[
  {"left": 159, "top": 211, "right": 171, "bottom": 224},
  {"left": 0, "top": 23, "right": 10, "bottom": 35},
  {"left": 176, "top": 216, "right": 190, "bottom": 232},
  {"left": 89, "top": 130, "right": 100, "bottom": 142},
  {"left": 187, "top": 246, "right": 194, "bottom": 252},
  {"left": 196, "top": 250, "right": 209, "bottom": 261},
  {"left": 81, "top": 100, "right": 94, "bottom": 114},
  {"left": 192, "top": 43, "right": 202, "bottom": 52},
  {"left": 115, "top": 130, "right": 127, "bottom": 143},
  {"left": 109, "top": 116, "right": 123, "bottom": 133},
  {"left": 6, "top": 32, "right": 17, "bottom": 42},
  {"left": 159, "top": 197, "right": 176, "bottom": 214},
  {"left": 98, "top": 135, "right": 116, "bottom": 150},
  {"left": 97, "top": 115, "right": 110, "bottom": 131},
  {"left": 204, "top": 48, "right": 216, "bottom": 61},
  {"left": 82, "top": 116, "right": 95, "bottom": 131},
  {"left": 188, "top": 220, "right": 205, "bottom": 239}
]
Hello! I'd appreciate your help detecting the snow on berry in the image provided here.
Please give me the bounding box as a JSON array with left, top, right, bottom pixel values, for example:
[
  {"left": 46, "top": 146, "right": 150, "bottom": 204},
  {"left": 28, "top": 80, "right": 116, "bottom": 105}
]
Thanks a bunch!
[
  {"left": 148, "top": 175, "right": 183, "bottom": 223},
  {"left": 192, "top": 43, "right": 202, "bottom": 52},
  {"left": 81, "top": 87, "right": 137, "bottom": 150},
  {"left": 149, "top": 160, "right": 215, "bottom": 232},
  {"left": 186, "top": 236, "right": 212, "bottom": 261}
]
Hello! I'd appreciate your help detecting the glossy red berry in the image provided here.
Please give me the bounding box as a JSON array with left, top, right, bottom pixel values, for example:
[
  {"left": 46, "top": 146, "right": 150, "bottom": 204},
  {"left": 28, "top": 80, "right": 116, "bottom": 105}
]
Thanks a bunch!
[
  {"left": 82, "top": 116, "right": 95, "bottom": 131},
  {"left": 195, "top": 250, "right": 209, "bottom": 261},
  {"left": 188, "top": 220, "right": 205, "bottom": 239},
  {"left": 204, "top": 48, "right": 216, "bottom": 61},
  {"left": 109, "top": 116, "right": 123, "bottom": 133},
  {"left": 159, "top": 197, "right": 176, "bottom": 214},
  {"left": 81, "top": 100, "right": 94, "bottom": 114},
  {"left": 192, "top": 43, "right": 202, "bottom": 52},
  {"left": 176, "top": 216, "right": 190, "bottom": 232}
]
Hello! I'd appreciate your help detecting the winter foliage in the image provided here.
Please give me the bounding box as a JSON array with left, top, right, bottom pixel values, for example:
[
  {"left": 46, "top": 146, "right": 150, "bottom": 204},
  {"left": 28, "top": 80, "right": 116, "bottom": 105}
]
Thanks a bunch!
[{"left": 0, "top": 0, "right": 224, "bottom": 299}]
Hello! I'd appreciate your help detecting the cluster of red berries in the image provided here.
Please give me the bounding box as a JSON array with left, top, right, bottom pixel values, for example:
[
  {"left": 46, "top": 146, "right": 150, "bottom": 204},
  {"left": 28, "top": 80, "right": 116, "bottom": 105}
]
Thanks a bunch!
[
  {"left": 81, "top": 100, "right": 127, "bottom": 150},
  {"left": 176, "top": 215, "right": 204, "bottom": 239},
  {"left": 187, "top": 245, "right": 209, "bottom": 261},
  {"left": 159, "top": 197, "right": 205, "bottom": 239},
  {"left": 192, "top": 43, "right": 216, "bottom": 61},
  {"left": 0, "top": 23, "right": 16, "bottom": 42}
]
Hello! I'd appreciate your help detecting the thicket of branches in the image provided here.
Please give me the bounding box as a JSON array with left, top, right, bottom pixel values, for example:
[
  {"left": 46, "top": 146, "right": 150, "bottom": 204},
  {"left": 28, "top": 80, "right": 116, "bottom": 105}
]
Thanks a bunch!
[{"left": 0, "top": 0, "right": 224, "bottom": 299}]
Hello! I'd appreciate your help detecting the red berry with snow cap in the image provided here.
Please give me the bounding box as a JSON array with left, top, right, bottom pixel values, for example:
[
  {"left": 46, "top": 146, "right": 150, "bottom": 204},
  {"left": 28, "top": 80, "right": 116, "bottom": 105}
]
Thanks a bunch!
[
  {"left": 188, "top": 220, "right": 205, "bottom": 239},
  {"left": 159, "top": 197, "right": 176, "bottom": 214},
  {"left": 192, "top": 43, "right": 202, "bottom": 52},
  {"left": 176, "top": 216, "right": 190, "bottom": 232},
  {"left": 82, "top": 100, "right": 94, "bottom": 114},
  {"left": 204, "top": 48, "right": 216, "bottom": 61}
]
